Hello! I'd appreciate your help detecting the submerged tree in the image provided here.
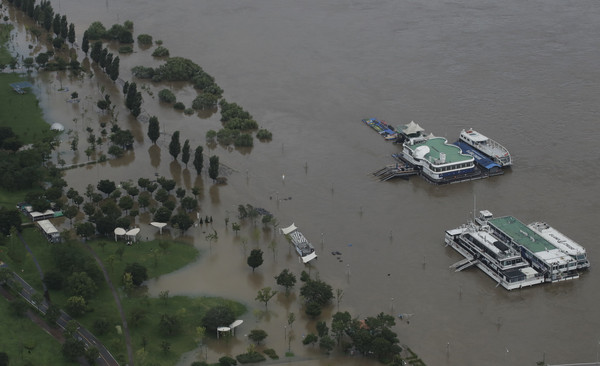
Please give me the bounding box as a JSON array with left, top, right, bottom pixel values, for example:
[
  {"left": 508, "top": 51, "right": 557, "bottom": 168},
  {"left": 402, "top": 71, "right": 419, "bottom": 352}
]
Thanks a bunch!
[
  {"left": 147, "top": 116, "right": 160, "bottom": 144},
  {"left": 247, "top": 249, "right": 264, "bottom": 272},
  {"left": 248, "top": 329, "right": 268, "bottom": 345},
  {"left": 255, "top": 287, "right": 277, "bottom": 309},
  {"left": 208, "top": 155, "right": 219, "bottom": 182},
  {"left": 193, "top": 146, "right": 204, "bottom": 175},
  {"left": 168, "top": 131, "right": 181, "bottom": 160},
  {"left": 275, "top": 269, "right": 297, "bottom": 296},
  {"left": 82, "top": 30, "right": 89, "bottom": 54},
  {"left": 181, "top": 139, "right": 190, "bottom": 167}
]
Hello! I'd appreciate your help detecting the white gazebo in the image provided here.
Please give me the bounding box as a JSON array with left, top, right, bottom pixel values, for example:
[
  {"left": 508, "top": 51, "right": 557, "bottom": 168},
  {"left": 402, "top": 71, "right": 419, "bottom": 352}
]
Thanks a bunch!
[
  {"left": 229, "top": 320, "right": 244, "bottom": 335},
  {"left": 126, "top": 228, "right": 140, "bottom": 243},
  {"left": 114, "top": 227, "right": 126, "bottom": 242},
  {"left": 402, "top": 121, "right": 425, "bottom": 136},
  {"left": 150, "top": 222, "right": 167, "bottom": 234},
  {"left": 216, "top": 326, "right": 231, "bottom": 338}
]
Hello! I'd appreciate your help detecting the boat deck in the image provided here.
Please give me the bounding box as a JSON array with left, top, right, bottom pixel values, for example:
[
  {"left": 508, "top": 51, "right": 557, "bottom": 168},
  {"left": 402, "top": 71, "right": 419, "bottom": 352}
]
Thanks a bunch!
[
  {"left": 405, "top": 137, "right": 472, "bottom": 164},
  {"left": 488, "top": 216, "right": 556, "bottom": 253}
]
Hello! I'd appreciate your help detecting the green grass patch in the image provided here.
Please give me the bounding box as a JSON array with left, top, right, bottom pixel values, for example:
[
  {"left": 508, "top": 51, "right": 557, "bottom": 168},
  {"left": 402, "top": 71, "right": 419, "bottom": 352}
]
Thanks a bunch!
[
  {"left": 2, "top": 231, "right": 247, "bottom": 366},
  {"left": 0, "top": 295, "right": 77, "bottom": 365},
  {"left": 0, "top": 187, "right": 41, "bottom": 207},
  {"left": 0, "top": 73, "right": 53, "bottom": 144},
  {"left": 87, "top": 238, "right": 200, "bottom": 284}
]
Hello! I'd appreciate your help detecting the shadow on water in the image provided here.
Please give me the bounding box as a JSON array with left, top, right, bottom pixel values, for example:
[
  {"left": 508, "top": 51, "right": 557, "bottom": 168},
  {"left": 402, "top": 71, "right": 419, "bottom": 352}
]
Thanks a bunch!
[
  {"left": 247, "top": 271, "right": 265, "bottom": 290},
  {"left": 148, "top": 144, "right": 161, "bottom": 169},
  {"left": 108, "top": 149, "right": 135, "bottom": 167},
  {"left": 182, "top": 168, "right": 192, "bottom": 189},
  {"left": 170, "top": 160, "right": 182, "bottom": 183},
  {"left": 208, "top": 184, "right": 220, "bottom": 204}
]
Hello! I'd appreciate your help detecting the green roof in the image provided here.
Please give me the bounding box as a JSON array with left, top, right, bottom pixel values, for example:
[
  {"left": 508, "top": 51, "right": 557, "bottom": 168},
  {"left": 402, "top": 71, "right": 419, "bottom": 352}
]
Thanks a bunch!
[
  {"left": 406, "top": 137, "right": 472, "bottom": 164},
  {"left": 489, "top": 216, "right": 556, "bottom": 253}
]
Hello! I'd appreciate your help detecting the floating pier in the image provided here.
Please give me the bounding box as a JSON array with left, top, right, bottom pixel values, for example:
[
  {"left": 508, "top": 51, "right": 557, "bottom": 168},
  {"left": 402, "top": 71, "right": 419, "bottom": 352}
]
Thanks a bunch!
[{"left": 372, "top": 163, "right": 418, "bottom": 181}]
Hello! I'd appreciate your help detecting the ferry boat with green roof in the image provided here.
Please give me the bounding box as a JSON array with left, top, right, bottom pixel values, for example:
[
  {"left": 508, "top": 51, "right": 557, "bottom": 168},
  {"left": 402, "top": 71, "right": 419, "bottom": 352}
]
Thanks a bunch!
[
  {"left": 401, "top": 136, "right": 477, "bottom": 182},
  {"left": 445, "top": 210, "right": 589, "bottom": 290}
]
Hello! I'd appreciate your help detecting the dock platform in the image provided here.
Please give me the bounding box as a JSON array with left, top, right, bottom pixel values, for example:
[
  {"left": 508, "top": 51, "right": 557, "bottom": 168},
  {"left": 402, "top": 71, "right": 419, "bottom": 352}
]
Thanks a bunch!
[{"left": 372, "top": 164, "right": 418, "bottom": 181}]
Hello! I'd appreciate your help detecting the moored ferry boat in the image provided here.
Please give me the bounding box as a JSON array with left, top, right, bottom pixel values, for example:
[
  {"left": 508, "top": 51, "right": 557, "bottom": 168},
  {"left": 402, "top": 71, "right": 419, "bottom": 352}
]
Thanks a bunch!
[
  {"left": 445, "top": 210, "right": 589, "bottom": 290},
  {"left": 459, "top": 129, "right": 512, "bottom": 167},
  {"left": 281, "top": 223, "right": 317, "bottom": 263},
  {"left": 401, "top": 136, "right": 476, "bottom": 182}
]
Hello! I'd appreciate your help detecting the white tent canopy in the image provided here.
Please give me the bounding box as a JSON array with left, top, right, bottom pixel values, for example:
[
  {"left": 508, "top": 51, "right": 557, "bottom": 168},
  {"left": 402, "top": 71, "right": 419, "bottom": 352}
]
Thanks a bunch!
[
  {"left": 114, "top": 227, "right": 126, "bottom": 241},
  {"left": 151, "top": 222, "right": 167, "bottom": 234},
  {"left": 402, "top": 121, "right": 425, "bottom": 135},
  {"left": 229, "top": 320, "right": 244, "bottom": 335},
  {"left": 126, "top": 228, "right": 140, "bottom": 243},
  {"left": 217, "top": 326, "right": 231, "bottom": 338},
  {"left": 280, "top": 223, "right": 298, "bottom": 235}
]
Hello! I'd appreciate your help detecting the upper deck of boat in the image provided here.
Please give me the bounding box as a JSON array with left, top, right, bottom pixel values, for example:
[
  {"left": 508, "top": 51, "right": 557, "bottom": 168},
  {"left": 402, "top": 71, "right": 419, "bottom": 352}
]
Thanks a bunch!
[
  {"left": 488, "top": 216, "right": 557, "bottom": 253},
  {"left": 405, "top": 137, "right": 473, "bottom": 165},
  {"left": 460, "top": 130, "right": 510, "bottom": 159}
]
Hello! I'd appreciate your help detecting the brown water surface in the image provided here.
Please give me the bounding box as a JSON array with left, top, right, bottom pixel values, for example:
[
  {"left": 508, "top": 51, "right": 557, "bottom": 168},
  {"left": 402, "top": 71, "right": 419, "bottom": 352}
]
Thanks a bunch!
[{"left": 5, "top": 0, "right": 600, "bottom": 365}]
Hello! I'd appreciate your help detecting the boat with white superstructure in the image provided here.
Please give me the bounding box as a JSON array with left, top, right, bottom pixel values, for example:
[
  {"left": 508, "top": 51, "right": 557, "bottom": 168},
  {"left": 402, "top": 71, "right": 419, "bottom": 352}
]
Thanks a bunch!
[
  {"left": 459, "top": 129, "right": 512, "bottom": 167},
  {"left": 445, "top": 210, "right": 589, "bottom": 290},
  {"left": 401, "top": 136, "right": 477, "bottom": 182}
]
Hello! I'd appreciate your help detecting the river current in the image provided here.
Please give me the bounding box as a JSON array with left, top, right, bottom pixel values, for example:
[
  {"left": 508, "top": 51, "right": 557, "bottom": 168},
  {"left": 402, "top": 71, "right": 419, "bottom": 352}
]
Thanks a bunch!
[{"left": 5, "top": 0, "right": 600, "bottom": 365}]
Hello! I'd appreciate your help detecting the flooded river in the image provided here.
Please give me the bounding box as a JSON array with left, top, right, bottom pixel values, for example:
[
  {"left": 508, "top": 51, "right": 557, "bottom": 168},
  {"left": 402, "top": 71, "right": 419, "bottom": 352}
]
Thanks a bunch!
[{"left": 5, "top": 0, "right": 600, "bottom": 364}]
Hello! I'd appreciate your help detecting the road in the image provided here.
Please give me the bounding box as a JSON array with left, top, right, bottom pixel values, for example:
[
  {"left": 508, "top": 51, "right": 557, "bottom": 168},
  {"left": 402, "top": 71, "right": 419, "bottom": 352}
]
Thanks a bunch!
[
  {"left": 7, "top": 271, "right": 119, "bottom": 366},
  {"left": 7, "top": 232, "right": 121, "bottom": 365}
]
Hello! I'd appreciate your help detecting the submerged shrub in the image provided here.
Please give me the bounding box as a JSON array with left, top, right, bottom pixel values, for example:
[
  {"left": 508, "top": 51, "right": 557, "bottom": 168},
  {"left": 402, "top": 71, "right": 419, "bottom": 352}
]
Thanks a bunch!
[
  {"left": 158, "top": 89, "right": 176, "bottom": 103},
  {"left": 152, "top": 46, "right": 170, "bottom": 57},
  {"left": 137, "top": 34, "right": 153, "bottom": 45}
]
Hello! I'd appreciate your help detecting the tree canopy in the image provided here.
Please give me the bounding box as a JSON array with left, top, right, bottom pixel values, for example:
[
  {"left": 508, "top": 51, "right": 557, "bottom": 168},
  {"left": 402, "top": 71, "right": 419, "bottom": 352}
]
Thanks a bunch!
[
  {"left": 208, "top": 155, "right": 219, "bottom": 182},
  {"left": 123, "top": 262, "right": 148, "bottom": 286},
  {"left": 201, "top": 305, "right": 235, "bottom": 334},
  {"left": 247, "top": 249, "right": 264, "bottom": 272},
  {"left": 193, "top": 146, "right": 204, "bottom": 175},
  {"left": 275, "top": 269, "right": 297, "bottom": 295},
  {"left": 147, "top": 116, "right": 160, "bottom": 144},
  {"left": 169, "top": 131, "right": 181, "bottom": 160}
]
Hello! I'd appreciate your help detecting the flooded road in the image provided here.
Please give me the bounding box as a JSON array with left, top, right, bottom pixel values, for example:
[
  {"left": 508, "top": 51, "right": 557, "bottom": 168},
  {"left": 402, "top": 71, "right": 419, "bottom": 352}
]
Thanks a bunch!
[{"left": 5, "top": 0, "right": 600, "bottom": 364}]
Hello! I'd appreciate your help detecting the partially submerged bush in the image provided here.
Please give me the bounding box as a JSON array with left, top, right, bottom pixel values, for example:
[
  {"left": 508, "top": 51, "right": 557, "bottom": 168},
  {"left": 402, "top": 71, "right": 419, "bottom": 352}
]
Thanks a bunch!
[
  {"left": 152, "top": 46, "right": 170, "bottom": 57},
  {"left": 137, "top": 34, "right": 153, "bottom": 45},
  {"left": 158, "top": 89, "right": 176, "bottom": 103}
]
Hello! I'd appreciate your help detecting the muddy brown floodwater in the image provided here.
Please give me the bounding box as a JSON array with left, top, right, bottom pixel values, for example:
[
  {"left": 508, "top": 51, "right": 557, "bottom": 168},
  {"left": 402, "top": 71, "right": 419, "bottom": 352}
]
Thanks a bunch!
[{"left": 4, "top": 0, "right": 600, "bottom": 365}]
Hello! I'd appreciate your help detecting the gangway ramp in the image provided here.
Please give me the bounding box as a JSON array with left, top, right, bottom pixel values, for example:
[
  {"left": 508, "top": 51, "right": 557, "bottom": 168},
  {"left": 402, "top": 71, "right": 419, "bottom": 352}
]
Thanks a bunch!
[
  {"left": 450, "top": 256, "right": 479, "bottom": 272},
  {"left": 372, "top": 165, "right": 417, "bottom": 181}
]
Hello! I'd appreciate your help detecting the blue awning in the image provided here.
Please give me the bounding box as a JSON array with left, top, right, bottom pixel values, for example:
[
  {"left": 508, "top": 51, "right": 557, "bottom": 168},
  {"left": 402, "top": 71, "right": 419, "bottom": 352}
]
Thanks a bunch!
[{"left": 453, "top": 141, "right": 501, "bottom": 170}]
